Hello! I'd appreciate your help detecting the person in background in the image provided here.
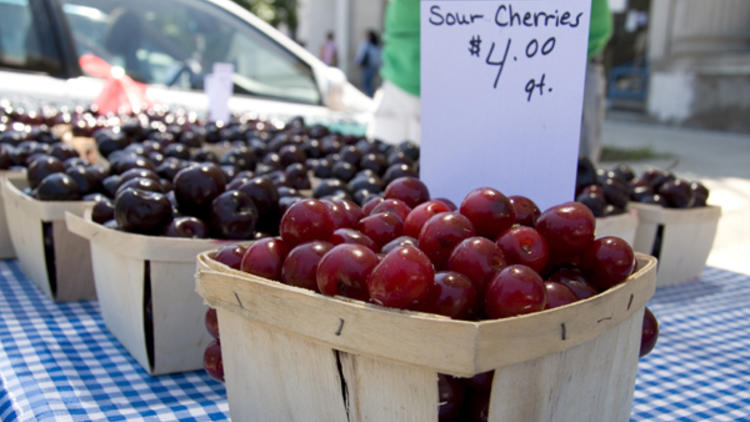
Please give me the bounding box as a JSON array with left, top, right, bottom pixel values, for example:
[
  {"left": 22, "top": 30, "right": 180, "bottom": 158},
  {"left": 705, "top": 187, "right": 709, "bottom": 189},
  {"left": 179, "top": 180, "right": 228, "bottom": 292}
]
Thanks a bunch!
[
  {"left": 355, "top": 30, "right": 383, "bottom": 97},
  {"left": 367, "top": 0, "right": 419, "bottom": 145},
  {"left": 319, "top": 31, "right": 338, "bottom": 67},
  {"left": 580, "top": 0, "right": 614, "bottom": 164},
  {"left": 368, "top": 0, "right": 613, "bottom": 151}
]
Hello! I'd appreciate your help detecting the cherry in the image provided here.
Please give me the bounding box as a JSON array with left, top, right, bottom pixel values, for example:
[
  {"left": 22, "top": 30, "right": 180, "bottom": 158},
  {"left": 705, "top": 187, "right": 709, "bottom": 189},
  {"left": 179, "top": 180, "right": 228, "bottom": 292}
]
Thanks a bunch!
[
  {"left": 459, "top": 187, "right": 516, "bottom": 239},
  {"left": 536, "top": 201, "right": 595, "bottom": 262},
  {"left": 658, "top": 179, "right": 695, "bottom": 209},
  {"left": 114, "top": 188, "right": 172, "bottom": 234},
  {"left": 380, "top": 235, "right": 418, "bottom": 255},
  {"left": 173, "top": 163, "right": 226, "bottom": 218},
  {"left": 213, "top": 244, "right": 247, "bottom": 270},
  {"left": 403, "top": 200, "right": 451, "bottom": 238},
  {"left": 205, "top": 308, "right": 219, "bottom": 339},
  {"left": 330, "top": 198, "right": 363, "bottom": 228},
  {"left": 422, "top": 271, "right": 478, "bottom": 319},
  {"left": 370, "top": 198, "right": 412, "bottom": 222},
  {"left": 240, "top": 237, "right": 288, "bottom": 280},
  {"left": 357, "top": 211, "right": 404, "bottom": 248},
  {"left": 418, "top": 212, "right": 476, "bottom": 270},
  {"left": 543, "top": 281, "right": 578, "bottom": 309},
  {"left": 547, "top": 267, "right": 599, "bottom": 299},
  {"left": 383, "top": 176, "right": 430, "bottom": 208},
  {"left": 359, "top": 194, "right": 383, "bottom": 213},
  {"left": 27, "top": 155, "right": 64, "bottom": 189},
  {"left": 163, "top": 216, "right": 207, "bottom": 238},
  {"left": 447, "top": 236, "right": 506, "bottom": 291},
  {"left": 203, "top": 340, "right": 224, "bottom": 382},
  {"left": 640, "top": 307, "right": 659, "bottom": 357},
  {"left": 433, "top": 197, "right": 457, "bottom": 211},
  {"left": 279, "top": 199, "right": 335, "bottom": 247},
  {"left": 582, "top": 236, "right": 635, "bottom": 290},
  {"left": 209, "top": 190, "right": 258, "bottom": 240},
  {"left": 37, "top": 173, "right": 81, "bottom": 201},
  {"left": 281, "top": 241, "right": 333, "bottom": 292},
  {"left": 690, "top": 182, "right": 709, "bottom": 207},
  {"left": 495, "top": 226, "right": 549, "bottom": 274},
  {"left": 509, "top": 195, "right": 541, "bottom": 227},
  {"left": 91, "top": 196, "right": 115, "bottom": 224},
  {"left": 438, "top": 374, "right": 466, "bottom": 422},
  {"left": 329, "top": 228, "right": 378, "bottom": 250},
  {"left": 316, "top": 243, "right": 379, "bottom": 300},
  {"left": 484, "top": 265, "right": 546, "bottom": 318},
  {"left": 367, "top": 245, "right": 434, "bottom": 310}
]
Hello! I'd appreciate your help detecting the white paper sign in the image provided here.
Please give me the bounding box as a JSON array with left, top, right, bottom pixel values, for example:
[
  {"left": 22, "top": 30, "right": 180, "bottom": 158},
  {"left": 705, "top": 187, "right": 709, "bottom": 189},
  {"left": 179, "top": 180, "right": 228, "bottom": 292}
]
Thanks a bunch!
[
  {"left": 420, "top": 1, "right": 591, "bottom": 211},
  {"left": 205, "top": 62, "right": 234, "bottom": 123}
]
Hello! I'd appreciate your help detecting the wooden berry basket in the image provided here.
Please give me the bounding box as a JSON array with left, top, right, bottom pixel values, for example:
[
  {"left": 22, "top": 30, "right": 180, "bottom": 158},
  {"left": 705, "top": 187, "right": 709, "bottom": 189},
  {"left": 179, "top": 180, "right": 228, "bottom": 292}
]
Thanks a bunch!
[
  {"left": 595, "top": 209, "right": 639, "bottom": 246},
  {"left": 0, "top": 170, "right": 27, "bottom": 259},
  {"left": 2, "top": 177, "right": 95, "bottom": 301},
  {"left": 65, "top": 211, "right": 234, "bottom": 375},
  {"left": 630, "top": 202, "right": 721, "bottom": 286},
  {"left": 196, "top": 251, "right": 657, "bottom": 422}
]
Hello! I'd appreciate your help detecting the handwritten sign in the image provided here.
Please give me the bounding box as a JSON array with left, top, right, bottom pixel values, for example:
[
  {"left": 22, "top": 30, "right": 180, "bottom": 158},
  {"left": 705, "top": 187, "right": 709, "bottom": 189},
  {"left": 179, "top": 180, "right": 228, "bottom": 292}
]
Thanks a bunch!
[
  {"left": 420, "top": 1, "right": 591, "bottom": 211},
  {"left": 205, "top": 63, "right": 234, "bottom": 123}
]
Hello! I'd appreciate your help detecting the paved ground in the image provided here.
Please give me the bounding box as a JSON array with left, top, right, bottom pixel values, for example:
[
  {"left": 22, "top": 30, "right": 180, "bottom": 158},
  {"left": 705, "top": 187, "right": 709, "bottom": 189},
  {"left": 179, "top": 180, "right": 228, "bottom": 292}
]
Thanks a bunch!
[{"left": 601, "top": 114, "right": 750, "bottom": 275}]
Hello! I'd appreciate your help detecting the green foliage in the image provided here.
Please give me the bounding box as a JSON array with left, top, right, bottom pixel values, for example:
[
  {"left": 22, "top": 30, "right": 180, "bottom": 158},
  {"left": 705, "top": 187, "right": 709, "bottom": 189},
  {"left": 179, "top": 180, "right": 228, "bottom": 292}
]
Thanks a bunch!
[{"left": 231, "top": 0, "right": 298, "bottom": 32}]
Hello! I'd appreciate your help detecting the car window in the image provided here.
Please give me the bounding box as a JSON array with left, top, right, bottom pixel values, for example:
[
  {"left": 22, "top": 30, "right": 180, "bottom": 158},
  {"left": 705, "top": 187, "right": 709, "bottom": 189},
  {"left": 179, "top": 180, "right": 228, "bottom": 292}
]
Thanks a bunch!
[
  {"left": 60, "top": 0, "right": 322, "bottom": 105},
  {"left": 0, "top": 0, "right": 63, "bottom": 75}
]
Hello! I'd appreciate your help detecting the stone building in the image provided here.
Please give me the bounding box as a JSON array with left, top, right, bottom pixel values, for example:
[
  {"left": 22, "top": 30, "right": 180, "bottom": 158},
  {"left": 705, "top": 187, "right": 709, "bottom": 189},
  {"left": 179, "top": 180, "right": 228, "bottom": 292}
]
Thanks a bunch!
[{"left": 647, "top": 0, "right": 750, "bottom": 132}]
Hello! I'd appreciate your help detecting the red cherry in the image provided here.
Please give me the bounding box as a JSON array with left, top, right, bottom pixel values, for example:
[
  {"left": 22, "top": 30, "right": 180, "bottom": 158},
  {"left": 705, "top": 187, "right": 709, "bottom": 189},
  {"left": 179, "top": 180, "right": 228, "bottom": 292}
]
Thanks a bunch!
[
  {"left": 536, "top": 201, "right": 595, "bottom": 261},
  {"left": 380, "top": 235, "right": 418, "bottom": 254},
  {"left": 316, "top": 244, "right": 379, "bottom": 300},
  {"left": 279, "top": 199, "right": 335, "bottom": 246},
  {"left": 484, "top": 265, "right": 546, "bottom": 318},
  {"left": 330, "top": 198, "right": 363, "bottom": 228},
  {"left": 447, "top": 236, "right": 506, "bottom": 291},
  {"left": 213, "top": 244, "right": 246, "bottom": 270},
  {"left": 329, "top": 228, "right": 378, "bottom": 250},
  {"left": 240, "top": 237, "right": 288, "bottom": 280},
  {"left": 509, "top": 195, "right": 541, "bottom": 227},
  {"left": 370, "top": 198, "right": 412, "bottom": 221},
  {"left": 582, "top": 236, "right": 636, "bottom": 290},
  {"left": 640, "top": 307, "right": 659, "bottom": 357},
  {"left": 322, "top": 199, "right": 349, "bottom": 230},
  {"left": 358, "top": 211, "right": 404, "bottom": 248},
  {"left": 547, "top": 266, "right": 599, "bottom": 299},
  {"left": 433, "top": 197, "right": 457, "bottom": 211},
  {"left": 422, "top": 271, "right": 478, "bottom": 319},
  {"left": 281, "top": 241, "right": 333, "bottom": 292},
  {"left": 543, "top": 281, "right": 578, "bottom": 309},
  {"left": 203, "top": 340, "right": 224, "bottom": 382},
  {"left": 361, "top": 196, "right": 384, "bottom": 215},
  {"left": 367, "top": 245, "right": 435, "bottom": 310},
  {"left": 205, "top": 308, "right": 219, "bottom": 340},
  {"left": 459, "top": 187, "right": 516, "bottom": 239},
  {"left": 383, "top": 176, "right": 430, "bottom": 208},
  {"left": 495, "top": 226, "right": 549, "bottom": 274},
  {"left": 418, "top": 212, "right": 476, "bottom": 270},
  {"left": 403, "top": 200, "right": 451, "bottom": 238}
]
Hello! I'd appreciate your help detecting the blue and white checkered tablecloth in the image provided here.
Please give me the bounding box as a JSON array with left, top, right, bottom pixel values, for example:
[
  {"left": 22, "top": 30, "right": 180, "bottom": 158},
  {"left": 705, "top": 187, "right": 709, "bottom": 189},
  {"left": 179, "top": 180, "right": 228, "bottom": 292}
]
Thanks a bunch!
[
  {"left": 0, "top": 260, "right": 227, "bottom": 421},
  {"left": 0, "top": 259, "right": 749, "bottom": 421}
]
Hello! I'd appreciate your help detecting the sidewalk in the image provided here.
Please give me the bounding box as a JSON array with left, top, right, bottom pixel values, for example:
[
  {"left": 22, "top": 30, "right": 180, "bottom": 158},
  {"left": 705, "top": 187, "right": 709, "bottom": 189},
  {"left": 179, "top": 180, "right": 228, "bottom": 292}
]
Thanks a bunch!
[{"left": 601, "top": 115, "right": 750, "bottom": 275}]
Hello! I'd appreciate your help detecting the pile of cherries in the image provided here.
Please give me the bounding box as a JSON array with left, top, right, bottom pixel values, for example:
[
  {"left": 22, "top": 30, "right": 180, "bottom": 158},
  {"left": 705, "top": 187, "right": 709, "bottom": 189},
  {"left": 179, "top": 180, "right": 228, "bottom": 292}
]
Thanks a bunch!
[
  {"left": 576, "top": 157, "right": 709, "bottom": 217},
  {"left": 209, "top": 176, "right": 659, "bottom": 421}
]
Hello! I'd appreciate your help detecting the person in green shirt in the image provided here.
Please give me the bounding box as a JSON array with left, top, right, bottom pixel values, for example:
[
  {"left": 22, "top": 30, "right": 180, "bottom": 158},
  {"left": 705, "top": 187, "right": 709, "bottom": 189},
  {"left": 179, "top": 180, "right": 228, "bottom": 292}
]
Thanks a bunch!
[
  {"left": 581, "top": 0, "right": 614, "bottom": 164},
  {"left": 367, "top": 0, "right": 421, "bottom": 145},
  {"left": 368, "top": 0, "right": 613, "bottom": 157}
]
